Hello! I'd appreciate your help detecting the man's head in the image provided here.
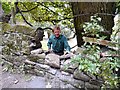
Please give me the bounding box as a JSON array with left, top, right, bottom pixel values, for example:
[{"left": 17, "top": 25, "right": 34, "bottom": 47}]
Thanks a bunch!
[
  {"left": 35, "top": 27, "right": 45, "bottom": 41},
  {"left": 53, "top": 26, "right": 61, "bottom": 38}
]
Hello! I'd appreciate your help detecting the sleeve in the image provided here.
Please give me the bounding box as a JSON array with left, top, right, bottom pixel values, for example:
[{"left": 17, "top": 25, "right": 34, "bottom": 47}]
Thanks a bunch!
[
  {"left": 63, "top": 36, "right": 71, "bottom": 52},
  {"left": 47, "top": 35, "right": 52, "bottom": 49}
]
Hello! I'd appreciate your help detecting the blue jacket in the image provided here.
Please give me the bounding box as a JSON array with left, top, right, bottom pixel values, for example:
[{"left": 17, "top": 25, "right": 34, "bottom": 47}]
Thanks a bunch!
[{"left": 47, "top": 34, "right": 70, "bottom": 53}]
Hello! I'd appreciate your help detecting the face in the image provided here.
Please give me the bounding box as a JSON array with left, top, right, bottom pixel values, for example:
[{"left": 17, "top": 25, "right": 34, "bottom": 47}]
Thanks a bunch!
[{"left": 54, "top": 29, "right": 61, "bottom": 38}]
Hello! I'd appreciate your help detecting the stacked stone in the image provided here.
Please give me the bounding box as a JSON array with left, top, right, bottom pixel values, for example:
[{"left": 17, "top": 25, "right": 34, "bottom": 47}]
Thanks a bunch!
[{"left": 24, "top": 52, "right": 103, "bottom": 89}]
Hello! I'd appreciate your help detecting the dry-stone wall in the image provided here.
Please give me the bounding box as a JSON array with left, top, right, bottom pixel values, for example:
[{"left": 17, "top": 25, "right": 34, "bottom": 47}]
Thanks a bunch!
[
  {"left": 1, "top": 48, "right": 104, "bottom": 89},
  {"left": 24, "top": 51, "right": 103, "bottom": 89}
]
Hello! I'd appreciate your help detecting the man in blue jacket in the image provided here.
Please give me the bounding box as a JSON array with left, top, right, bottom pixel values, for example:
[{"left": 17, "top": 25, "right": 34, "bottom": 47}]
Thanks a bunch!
[{"left": 47, "top": 26, "right": 70, "bottom": 56}]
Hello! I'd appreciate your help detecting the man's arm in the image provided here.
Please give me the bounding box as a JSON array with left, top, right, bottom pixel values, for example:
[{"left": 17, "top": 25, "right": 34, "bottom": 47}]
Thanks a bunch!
[{"left": 63, "top": 36, "right": 71, "bottom": 52}]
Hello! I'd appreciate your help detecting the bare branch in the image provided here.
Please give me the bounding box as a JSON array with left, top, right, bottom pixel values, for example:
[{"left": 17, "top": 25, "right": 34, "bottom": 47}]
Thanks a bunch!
[
  {"left": 14, "top": 2, "right": 33, "bottom": 27},
  {"left": 21, "top": 3, "right": 39, "bottom": 12},
  {"left": 19, "top": 9, "right": 33, "bottom": 27},
  {"left": 43, "top": 27, "right": 53, "bottom": 30},
  {"left": 67, "top": 33, "right": 76, "bottom": 40},
  {"left": 71, "top": 45, "right": 77, "bottom": 49}
]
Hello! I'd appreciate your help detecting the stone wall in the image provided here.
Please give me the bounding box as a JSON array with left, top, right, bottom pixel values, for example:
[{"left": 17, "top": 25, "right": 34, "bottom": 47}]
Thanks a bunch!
[
  {"left": 24, "top": 53, "right": 103, "bottom": 89},
  {"left": 1, "top": 52, "right": 104, "bottom": 89}
]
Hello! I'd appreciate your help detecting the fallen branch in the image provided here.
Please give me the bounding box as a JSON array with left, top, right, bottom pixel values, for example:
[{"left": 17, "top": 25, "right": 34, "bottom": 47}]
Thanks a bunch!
[{"left": 83, "top": 37, "right": 119, "bottom": 51}]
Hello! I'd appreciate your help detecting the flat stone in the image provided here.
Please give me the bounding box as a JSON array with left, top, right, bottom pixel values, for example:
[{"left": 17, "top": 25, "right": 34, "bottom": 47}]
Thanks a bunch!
[
  {"left": 47, "top": 68, "right": 57, "bottom": 75},
  {"left": 34, "top": 69, "right": 44, "bottom": 76},
  {"left": 35, "top": 53, "right": 46, "bottom": 59},
  {"left": 73, "top": 69, "right": 90, "bottom": 82},
  {"left": 89, "top": 79, "right": 103, "bottom": 86},
  {"left": 61, "top": 65, "right": 74, "bottom": 74},
  {"left": 70, "top": 79, "right": 85, "bottom": 88},
  {"left": 61, "top": 71, "right": 70, "bottom": 76},
  {"left": 58, "top": 73, "right": 84, "bottom": 89},
  {"left": 45, "top": 72, "right": 54, "bottom": 80},
  {"left": 86, "top": 72, "right": 96, "bottom": 80},
  {"left": 36, "top": 59, "right": 45, "bottom": 64},
  {"left": 85, "top": 82, "right": 100, "bottom": 89},
  {"left": 26, "top": 76, "right": 46, "bottom": 88},
  {"left": 64, "top": 84, "right": 76, "bottom": 88},
  {"left": 60, "top": 59, "right": 78, "bottom": 74},
  {"left": 25, "top": 59, "right": 36, "bottom": 65},
  {"left": 57, "top": 71, "right": 73, "bottom": 82},
  {"left": 59, "top": 53, "right": 74, "bottom": 60},
  {"left": 30, "top": 48, "right": 43, "bottom": 54},
  {"left": 35, "top": 63, "right": 50, "bottom": 70}
]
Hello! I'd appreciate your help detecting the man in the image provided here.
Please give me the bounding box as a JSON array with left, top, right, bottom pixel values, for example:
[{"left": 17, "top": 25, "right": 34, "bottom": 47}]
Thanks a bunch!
[
  {"left": 47, "top": 26, "right": 70, "bottom": 55},
  {"left": 29, "top": 27, "right": 44, "bottom": 53}
]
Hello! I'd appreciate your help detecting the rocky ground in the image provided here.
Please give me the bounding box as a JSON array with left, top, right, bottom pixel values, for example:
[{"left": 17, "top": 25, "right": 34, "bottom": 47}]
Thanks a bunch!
[
  {"left": 0, "top": 51, "right": 103, "bottom": 89},
  {"left": 0, "top": 66, "right": 78, "bottom": 89},
  {"left": 1, "top": 24, "right": 116, "bottom": 89}
]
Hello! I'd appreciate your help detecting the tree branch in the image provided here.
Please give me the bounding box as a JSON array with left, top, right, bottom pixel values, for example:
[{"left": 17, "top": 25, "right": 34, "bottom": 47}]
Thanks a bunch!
[
  {"left": 21, "top": 3, "right": 39, "bottom": 12},
  {"left": 19, "top": 9, "right": 33, "bottom": 27},
  {"left": 38, "top": 2, "right": 63, "bottom": 17},
  {"left": 14, "top": 2, "right": 33, "bottom": 27},
  {"left": 71, "top": 45, "right": 77, "bottom": 49},
  {"left": 67, "top": 33, "right": 76, "bottom": 40},
  {"left": 43, "top": 27, "right": 53, "bottom": 30}
]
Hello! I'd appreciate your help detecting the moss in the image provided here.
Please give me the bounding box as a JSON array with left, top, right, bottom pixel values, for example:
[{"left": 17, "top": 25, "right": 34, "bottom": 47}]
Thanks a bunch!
[
  {"left": 1, "top": 22, "right": 11, "bottom": 33},
  {"left": 1, "top": 23, "right": 34, "bottom": 36},
  {"left": 11, "top": 25, "right": 34, "bottom": 35}
]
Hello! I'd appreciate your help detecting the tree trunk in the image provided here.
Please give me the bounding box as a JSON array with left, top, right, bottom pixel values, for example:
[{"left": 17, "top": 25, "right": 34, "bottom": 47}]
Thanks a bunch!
[
  {"left": 11, "top": 7, "right": 16, "bottom": 24},
  {"left": 0, "top": 2, "right": 4, "bottom": 22},
  {"left": 71, "top": 2, "right": 115, "bottom": 47}
]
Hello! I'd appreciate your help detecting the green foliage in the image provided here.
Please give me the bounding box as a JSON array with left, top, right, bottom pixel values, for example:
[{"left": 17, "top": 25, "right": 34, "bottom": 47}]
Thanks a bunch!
[
  {"left": 116, "top": 0, "right": 120, "bottom": 13},
  {"left": 100, "top": 57, "right": 120, "bottom": 88},
  {"left": 111, "top": 14, "right": 120, "bottom": 43},
  {"left": 2, "top": 2, "right": 12, "bottom": 14},
  {"left": 2, "top": 2, "right": 74, "bottom": 38},
  {"left": 71, "top": 15, "right": 120, "bottom": 88},
  {"left": 71, "top": 45, "right": 101, "bottom": 75},
  {"left": 82, "top": 16, "right": 106, "bottom": 38},
  {"left": 71, "top": 45, "right": 120, "bottom": 88}
]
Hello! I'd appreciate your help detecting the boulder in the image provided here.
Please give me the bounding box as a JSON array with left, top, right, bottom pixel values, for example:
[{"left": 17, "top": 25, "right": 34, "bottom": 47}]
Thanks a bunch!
[{"left": 45, "top": 53, "right": 60, "bottom": 68}]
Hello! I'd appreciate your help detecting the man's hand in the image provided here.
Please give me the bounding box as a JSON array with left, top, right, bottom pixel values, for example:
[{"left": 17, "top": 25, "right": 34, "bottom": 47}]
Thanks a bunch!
[
  {"left": 45, "top": 49, "right": 52, "bottom": 55},
  {"left": 48, "top": 49, "right": 52, "bottom": 53},
  {"left": 64, "top": 51, "right": 70, "bottom": 55}
]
